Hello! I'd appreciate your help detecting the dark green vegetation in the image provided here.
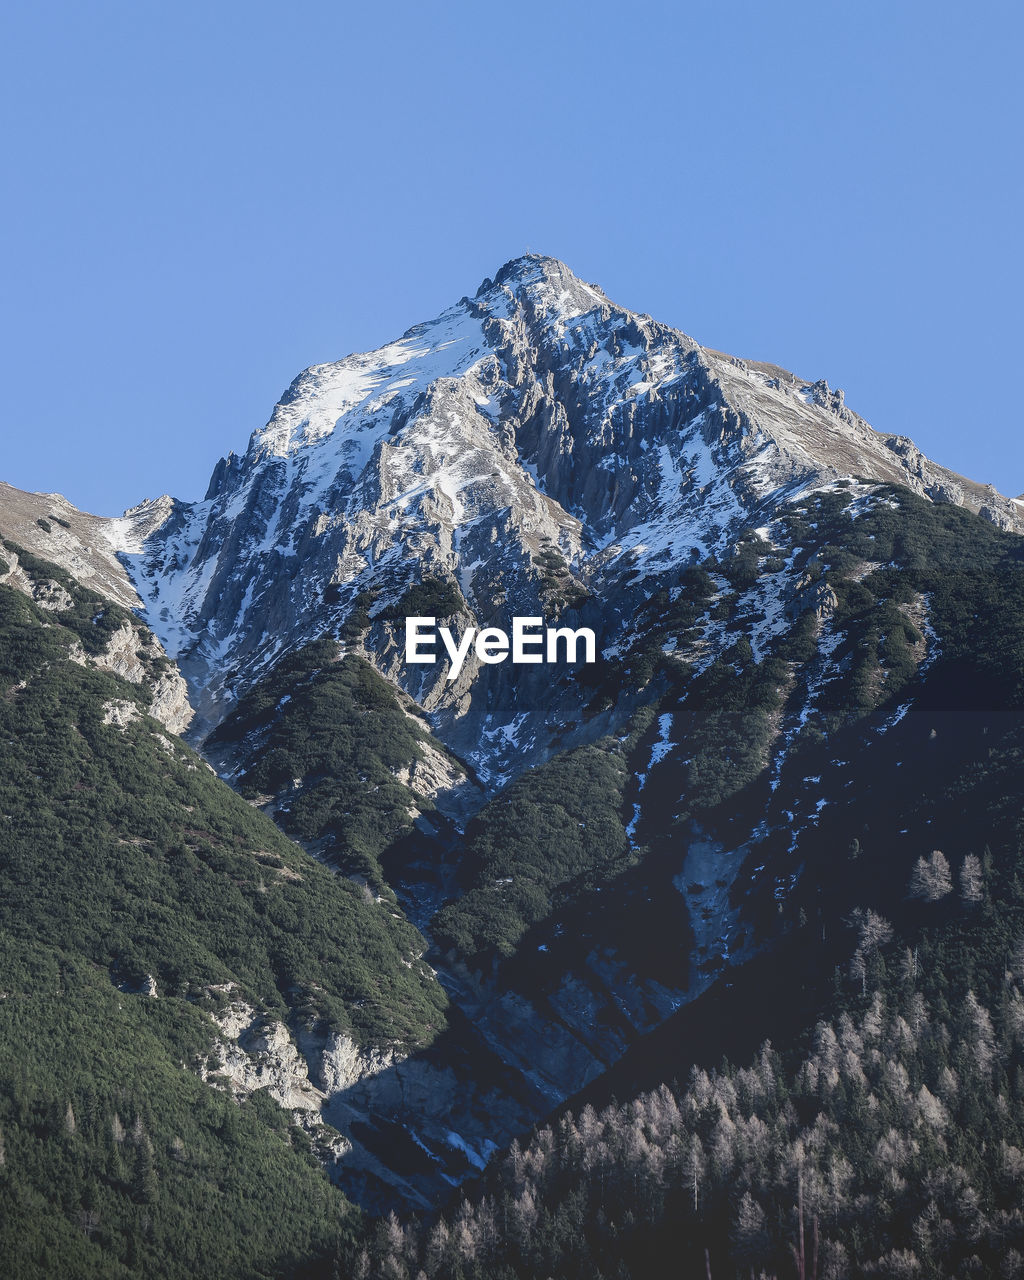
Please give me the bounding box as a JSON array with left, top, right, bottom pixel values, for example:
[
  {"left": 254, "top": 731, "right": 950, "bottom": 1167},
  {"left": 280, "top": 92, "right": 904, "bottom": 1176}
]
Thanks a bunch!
[
  {"left": 0, "top": 547, "right": 448, "bottom": 1277},
  {"left": 4, "top": 538, "right": 142, "bottom": 658},
  {"left": 534, "top": 540, "right": 589, "bottom": 613},
  {"left": 4, "top": 479, "right": 1024, "bottom": 1277},
  {"left": 618, "top": 486, "right": 1024, "bottom": 839},
  {"left": 210, "top": 639, "right": 459, "bottom": 890},
  {"left": 0, "top": 943, "right": 355, "bottom": 1279},
  {"left": 432, "top": 744, "right": 631, "bottom": 964},
  {"left": 379, "top": 575, "right": 464, "bottom": 622},
  {"left": 0, "top": 567, "right": 445, "bottom": 1044}
]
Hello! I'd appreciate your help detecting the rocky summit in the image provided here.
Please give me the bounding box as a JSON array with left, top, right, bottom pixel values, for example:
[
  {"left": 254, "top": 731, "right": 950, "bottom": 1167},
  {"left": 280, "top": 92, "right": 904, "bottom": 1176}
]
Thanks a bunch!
[{"left": 91, "top": 254, "right": 1023, "bottom": 785}]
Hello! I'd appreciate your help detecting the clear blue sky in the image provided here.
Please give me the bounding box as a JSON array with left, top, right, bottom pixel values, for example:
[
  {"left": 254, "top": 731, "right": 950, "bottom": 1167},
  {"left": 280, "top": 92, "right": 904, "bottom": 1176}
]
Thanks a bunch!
[{"left": 2, "top": 0, "right": 1022, "bottom": 515}]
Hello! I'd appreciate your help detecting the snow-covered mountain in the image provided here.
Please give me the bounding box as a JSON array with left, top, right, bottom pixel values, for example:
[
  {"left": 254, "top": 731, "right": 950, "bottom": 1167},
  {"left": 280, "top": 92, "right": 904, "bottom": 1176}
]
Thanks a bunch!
[
  {"left": 7, "top": 255, "right": 1024, "bottom": 1216},
  {"left": 106, "top": 254, "right": 1023, "bottom": 782}
]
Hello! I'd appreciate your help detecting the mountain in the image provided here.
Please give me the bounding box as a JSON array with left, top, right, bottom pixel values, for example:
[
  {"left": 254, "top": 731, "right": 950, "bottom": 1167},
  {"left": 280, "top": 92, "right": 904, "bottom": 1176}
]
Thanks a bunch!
[
  {"left": 4, "top": 255, "right": 1024, "bottom": 1275},
  {"left": 92, "top": 255, "right": 1022, "bottom": 1208},
  {"left": 108, "top": 255, "right": 1023, "bottom": 780}
]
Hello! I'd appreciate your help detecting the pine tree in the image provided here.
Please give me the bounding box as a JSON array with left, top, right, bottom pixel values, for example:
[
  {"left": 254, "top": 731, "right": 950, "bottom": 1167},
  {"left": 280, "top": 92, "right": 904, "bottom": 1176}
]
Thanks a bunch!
[
  {"left": 908, "top": 850, "right": 952, "bottom": 901},
  {"left": 962, "top": 990, "right": 997, "bottom": 1076},
  {"left": 960, "top": 853, "right": 983, "bottom": 905},
  {"left": 132, "top": 1142, "right": 158, "bottom": 1205},
  {"left": 682, "top": 1132, "right": 706, "bottom": 1214},
  {"left": 733, "top": 1191, "right": 769, "bottom": 1264}
]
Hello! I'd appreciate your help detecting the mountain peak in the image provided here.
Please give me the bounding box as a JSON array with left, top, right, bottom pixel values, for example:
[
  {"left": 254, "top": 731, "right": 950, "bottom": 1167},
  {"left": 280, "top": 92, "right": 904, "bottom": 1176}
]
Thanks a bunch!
[
  {"left": 489, "top": 250, "right": 579, "bottom": 284},
  {"left": 482, "top": 253, "right": 611, "bottom": 319},
  {"left": 111, "top": 258, "right": 1024, "bottom": 745}
]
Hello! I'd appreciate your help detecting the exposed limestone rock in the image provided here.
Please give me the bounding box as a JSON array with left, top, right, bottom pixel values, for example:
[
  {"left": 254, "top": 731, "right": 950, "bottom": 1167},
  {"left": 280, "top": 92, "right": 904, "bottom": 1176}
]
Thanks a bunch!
[
  {"left": 0, "top": 538, "right": 194, "bottom": 734},
  {"left": 786, "top": 574, "right": 839, "bottom": 625},
  {"left": 313, "top": 1030, "right": 403, "bottom": 1095},
  {"left": 204, "top": 1002, "right": 421, "bottom": 1132},
  {"left": 101, "top": 699, "right": 140, "bottom": 729},
  {"left": 811, "top": 581, "right": 840, "bottom": 623},
  {"left": 926, "top": 479, "right": 965, "bottom": 506},
  {"left": 85, "top": 621, "right": 194, "bottom": 734},
  {"left": 91, "top": 621, "right": 145, "bottom": 682},
  {"left": 979, "top": 503, "right": 1014, "bottom": 530},
  {"left": 0, "top": 481, "right": 141, "bottom": 608},
  {"left": 206, "top": 1001, "right": 322, "bottom": 1112},
  {"left": 0, "top": 549, "right": 40, "bottom": 599},
  {"left": 393, "top": 739, "right": 474, "bottom": 809},
  {"left": 31, "top": 579, "right": 74, "bottom": 611},
  {"left": 146, "top": 669, "right": 194, "bottom": 735},
  {"left": 292, "top": 1110, "right": 352, "bottom": 1166}
]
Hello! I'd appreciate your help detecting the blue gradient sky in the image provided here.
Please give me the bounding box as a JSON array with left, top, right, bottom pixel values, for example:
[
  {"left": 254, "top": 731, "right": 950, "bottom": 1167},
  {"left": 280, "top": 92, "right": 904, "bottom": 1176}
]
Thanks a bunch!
[{"left": 2, "top": 1, "right": 1021, "bottom": 515}]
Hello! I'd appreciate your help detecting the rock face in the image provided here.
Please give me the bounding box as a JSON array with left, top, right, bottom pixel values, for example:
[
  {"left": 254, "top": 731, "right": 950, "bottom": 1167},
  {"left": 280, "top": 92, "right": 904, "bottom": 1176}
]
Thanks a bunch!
[
  {"left": 204, "top": 996, "right": 488, "bottom": 1209},
  {"left": 101, "top": 698, "right": 140, "bottom": 729},
  {"left": 207, "top": 998, "right": 326, "bottom": 1112},
  {"left": 393, "top": 737, "right": 479, "bottom": 814},
  {"left": 0, "top": 481, "right": 143, "bottom": 608},
  {"left": 103, "top": 255, "right": 1023, "bottom": 781},
  {"left": 0, "top": 542, "right": 195, "bottom": 736},
  {"left": 87, "top": 619, "right": 194, "bottom": 735}
]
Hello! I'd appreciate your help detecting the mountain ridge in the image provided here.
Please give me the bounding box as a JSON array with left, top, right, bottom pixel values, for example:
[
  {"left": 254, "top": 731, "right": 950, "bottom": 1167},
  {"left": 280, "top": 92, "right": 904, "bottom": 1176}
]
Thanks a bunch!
[
  {"left": 6, "top": 254, "right": 1021, "bottom": 789},
  {"left": 102, "top": 255, "right": 1023, "bottom": 776}
]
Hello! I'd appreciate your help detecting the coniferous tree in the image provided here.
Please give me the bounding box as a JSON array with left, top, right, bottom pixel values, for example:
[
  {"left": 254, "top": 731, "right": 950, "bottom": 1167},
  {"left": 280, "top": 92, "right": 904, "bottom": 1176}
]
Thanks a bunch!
[{"left": 909, "top": 850, "right": 953, "bottom": 901}]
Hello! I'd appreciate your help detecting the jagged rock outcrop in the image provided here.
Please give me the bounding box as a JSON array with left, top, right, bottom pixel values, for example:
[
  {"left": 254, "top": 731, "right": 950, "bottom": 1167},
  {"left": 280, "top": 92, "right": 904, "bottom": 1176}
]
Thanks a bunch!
[
  {"left": 29, "top": 578, "right": 74, "bottom": 611},
  {"left": 311, "top": 1031, "right": 402, "bottom": 1095},
  {"left": 393, "top": 738, "right": 478, "bottom": 812},
  {"left": 87, "top": 619, "right": 194, "bottom": 734},
  {"left": 101, "top": 698, "right": 140, "bottom": 729},
  {"left": 207, "top": 1000, "right": 324, "bottom": 1112}
]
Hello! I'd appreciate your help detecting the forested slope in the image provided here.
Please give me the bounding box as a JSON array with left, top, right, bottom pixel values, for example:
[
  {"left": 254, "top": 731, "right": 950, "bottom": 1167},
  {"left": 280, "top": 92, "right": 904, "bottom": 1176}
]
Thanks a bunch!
[{"left": 0, "top": 543, "right": 447, "bottom": 1277}]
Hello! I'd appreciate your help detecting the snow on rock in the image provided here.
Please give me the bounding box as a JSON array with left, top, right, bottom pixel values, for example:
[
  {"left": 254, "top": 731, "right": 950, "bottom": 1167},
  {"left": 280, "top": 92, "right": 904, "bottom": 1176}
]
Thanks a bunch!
[
  {"left": 97, "top": 253, "right": 1022, "bottom": 780},
  {"left": 0, "top": 480, "right": 143, "bottom": 609},
  {"left": 648, "top": 714, "right": 674, "bottom": 768},
  {"left": 0, "top": 520, "right": 195, "bottom": 735}
]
